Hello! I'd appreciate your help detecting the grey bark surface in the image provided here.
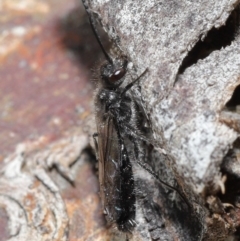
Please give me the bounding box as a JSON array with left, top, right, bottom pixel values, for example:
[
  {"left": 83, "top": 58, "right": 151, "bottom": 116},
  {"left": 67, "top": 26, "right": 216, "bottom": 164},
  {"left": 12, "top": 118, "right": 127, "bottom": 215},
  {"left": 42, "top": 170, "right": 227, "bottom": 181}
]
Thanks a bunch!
[
  {"left": 85, "top": 0, "right": 240, "bottom": 240},
  {"left": 1, "top": 0, "right": 240, "bottom": 241}
]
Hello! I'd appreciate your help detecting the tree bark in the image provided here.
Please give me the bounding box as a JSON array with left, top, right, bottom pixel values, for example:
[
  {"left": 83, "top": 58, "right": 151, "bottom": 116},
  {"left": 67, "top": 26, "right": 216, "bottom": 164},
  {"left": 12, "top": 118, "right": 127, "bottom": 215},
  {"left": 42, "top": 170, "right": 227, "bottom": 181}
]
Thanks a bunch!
[
  {"left": 1, "top": 0, "right": 240, "bottom": 240},
  {"left": 85, "top": 0, "right": 240, "bottom": 240}
]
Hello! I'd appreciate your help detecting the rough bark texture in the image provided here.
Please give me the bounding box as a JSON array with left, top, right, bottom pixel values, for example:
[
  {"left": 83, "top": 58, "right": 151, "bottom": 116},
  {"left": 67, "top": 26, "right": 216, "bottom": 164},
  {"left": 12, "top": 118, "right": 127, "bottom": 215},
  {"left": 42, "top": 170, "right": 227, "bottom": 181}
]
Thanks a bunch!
[
  {"left": 1, "top": 0, "right": 240, "bottom": 240},
  {"left": 88, "top": 0, "right": 240, "bottom": 191},
  {"left": 85, "top": 0, "right": 240, "bottom": 240}
]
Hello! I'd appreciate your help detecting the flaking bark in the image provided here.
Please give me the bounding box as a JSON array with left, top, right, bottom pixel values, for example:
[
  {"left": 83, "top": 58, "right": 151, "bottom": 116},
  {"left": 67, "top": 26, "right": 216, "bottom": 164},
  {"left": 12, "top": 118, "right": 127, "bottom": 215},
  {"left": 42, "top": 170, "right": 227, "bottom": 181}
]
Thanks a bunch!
[
  {"left": 2, "top": 0, "right": 240, "bottom": 240},
  {"left": 86, "top": 0, "right": 240, "bottom": 240}
]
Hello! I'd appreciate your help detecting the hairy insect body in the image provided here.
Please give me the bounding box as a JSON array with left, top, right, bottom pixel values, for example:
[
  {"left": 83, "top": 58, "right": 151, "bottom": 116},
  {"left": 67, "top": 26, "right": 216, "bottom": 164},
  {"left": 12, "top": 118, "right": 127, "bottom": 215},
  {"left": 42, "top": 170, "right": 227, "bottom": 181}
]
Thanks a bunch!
[
  {"left": 95, "top": 61, "right": 137, "bottom": 231},
  {"left": 81, "top": 0, "right": 160, "bottom": 232},
  {"left": 82, "top": 1, "right": 191, "bottom": 234},
  {"left": 81, "top": 0, "right": 141, "bottom": 230}
]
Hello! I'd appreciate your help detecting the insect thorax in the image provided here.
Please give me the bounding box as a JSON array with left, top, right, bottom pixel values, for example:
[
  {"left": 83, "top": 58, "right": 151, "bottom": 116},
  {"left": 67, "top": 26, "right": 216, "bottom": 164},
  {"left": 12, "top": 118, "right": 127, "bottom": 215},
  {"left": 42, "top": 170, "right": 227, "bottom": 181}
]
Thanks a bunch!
[{"left": 98, "top": 87, "right": 133, "bottom": 124}]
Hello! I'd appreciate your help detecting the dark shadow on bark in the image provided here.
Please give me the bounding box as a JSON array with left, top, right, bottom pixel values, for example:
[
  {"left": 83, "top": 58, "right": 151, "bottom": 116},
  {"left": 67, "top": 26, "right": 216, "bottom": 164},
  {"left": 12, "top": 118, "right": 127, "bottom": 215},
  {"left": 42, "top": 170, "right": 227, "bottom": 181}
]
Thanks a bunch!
[{"left": 178, "top": 4, "right": 240, "bottom": 75}]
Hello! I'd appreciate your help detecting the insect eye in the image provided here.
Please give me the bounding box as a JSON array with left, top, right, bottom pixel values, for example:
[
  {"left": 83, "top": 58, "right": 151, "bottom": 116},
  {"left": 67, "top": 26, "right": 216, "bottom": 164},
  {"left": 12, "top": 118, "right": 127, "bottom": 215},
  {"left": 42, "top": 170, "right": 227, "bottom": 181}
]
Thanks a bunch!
[{"left": 109, "top": 68, "right": 126, "bottom": 82}]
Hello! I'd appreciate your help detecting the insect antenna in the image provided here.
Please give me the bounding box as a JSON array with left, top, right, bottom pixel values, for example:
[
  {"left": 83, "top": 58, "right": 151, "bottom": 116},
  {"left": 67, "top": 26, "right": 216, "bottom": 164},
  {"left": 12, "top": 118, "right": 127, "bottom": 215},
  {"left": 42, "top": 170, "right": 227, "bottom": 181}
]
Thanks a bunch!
[{"left": 82, "top": 0, "right": 113, "bottom": 64}]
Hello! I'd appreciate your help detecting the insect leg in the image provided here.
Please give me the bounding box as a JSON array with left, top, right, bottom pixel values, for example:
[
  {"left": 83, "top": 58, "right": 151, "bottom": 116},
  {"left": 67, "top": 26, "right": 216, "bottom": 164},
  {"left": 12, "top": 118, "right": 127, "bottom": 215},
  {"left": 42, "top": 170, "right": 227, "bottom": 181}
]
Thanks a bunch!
[
  {"left": 135, "top": 157, "right": 191, "bottom": 208},
  {"left": 139, "top": 159, "right": 191, "bottom": 208},
  {"left": 124, "top": 124, "right": 159, "bottom": 147},
  {"left": 93, "top": 133, "right": 99, "bottom": 160},
  {"left": 124, "top": 126, "right": 191, "bottom": 208},
  {"left": 137, "top": 97, "right": 156, "bottom": 139},
  {"left": 121, "top": 69, "right": 148, "bottom": 97}
]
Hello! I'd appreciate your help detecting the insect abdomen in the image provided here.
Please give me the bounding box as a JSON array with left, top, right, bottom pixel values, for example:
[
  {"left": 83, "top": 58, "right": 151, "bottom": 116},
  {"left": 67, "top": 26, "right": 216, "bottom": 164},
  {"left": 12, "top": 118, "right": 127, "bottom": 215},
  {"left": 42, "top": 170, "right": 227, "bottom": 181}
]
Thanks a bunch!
[{"left": 117, "top": 145, "right": 135, "bottom": 231}]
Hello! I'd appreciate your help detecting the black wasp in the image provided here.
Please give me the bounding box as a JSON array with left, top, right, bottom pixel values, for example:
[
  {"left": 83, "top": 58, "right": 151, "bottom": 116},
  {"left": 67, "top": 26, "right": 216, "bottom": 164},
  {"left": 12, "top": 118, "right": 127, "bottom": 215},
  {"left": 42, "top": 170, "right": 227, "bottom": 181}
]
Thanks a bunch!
[
  {"left": 82, "top": 0, "right": 189, "bottom": 233},
  {"left": 82, "top": 0, "right": 147, "bottom": 231}
]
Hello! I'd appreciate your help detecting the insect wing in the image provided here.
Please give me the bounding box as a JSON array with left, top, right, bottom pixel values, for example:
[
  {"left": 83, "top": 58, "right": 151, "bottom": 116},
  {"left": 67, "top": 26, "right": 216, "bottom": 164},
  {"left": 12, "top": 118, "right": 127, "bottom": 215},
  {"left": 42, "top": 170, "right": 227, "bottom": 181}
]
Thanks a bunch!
[{"left": 96, "top": 114, "right": 121, "bottom": 223}]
